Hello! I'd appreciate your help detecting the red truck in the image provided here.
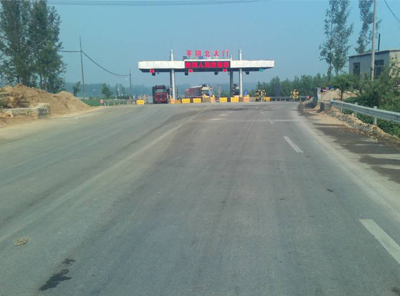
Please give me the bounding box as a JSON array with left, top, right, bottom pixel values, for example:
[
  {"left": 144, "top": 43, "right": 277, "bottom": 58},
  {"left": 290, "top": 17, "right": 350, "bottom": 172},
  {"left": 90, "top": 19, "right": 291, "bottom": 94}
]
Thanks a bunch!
[{"left": 152, "top": 85, "right": 168, "bottom": 104}]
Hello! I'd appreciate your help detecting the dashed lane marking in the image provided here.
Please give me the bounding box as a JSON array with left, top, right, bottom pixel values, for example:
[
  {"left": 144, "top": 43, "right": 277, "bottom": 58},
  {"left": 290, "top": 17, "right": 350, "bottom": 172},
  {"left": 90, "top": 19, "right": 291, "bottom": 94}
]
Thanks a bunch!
[
  {"left": 284, "top": 136, "right": 303, "bottom": 153},
  {"left": 360, "top": 219, "right": 400, "bottom": 265}
]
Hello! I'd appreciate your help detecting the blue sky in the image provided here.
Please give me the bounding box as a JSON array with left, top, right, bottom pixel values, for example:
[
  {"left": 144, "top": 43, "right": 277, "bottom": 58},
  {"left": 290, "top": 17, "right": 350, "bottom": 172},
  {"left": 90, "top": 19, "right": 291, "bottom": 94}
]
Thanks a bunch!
[{"left": 55, "top": 0, "right": 400, "bottom": 87}]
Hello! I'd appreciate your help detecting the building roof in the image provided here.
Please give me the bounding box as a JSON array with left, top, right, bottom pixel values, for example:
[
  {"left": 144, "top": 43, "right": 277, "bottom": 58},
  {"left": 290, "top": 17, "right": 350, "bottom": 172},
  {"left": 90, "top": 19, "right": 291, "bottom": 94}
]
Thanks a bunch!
[{"left": 349, "top": 49, "right": 400, "bottom": 58}]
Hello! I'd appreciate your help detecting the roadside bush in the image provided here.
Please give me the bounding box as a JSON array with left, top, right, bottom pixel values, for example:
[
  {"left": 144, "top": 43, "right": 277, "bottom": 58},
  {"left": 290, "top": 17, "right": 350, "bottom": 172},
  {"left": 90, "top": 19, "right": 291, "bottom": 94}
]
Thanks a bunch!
[
  {"left": 343, "top": 61, "right": 400, "bottom": 137},
  {"left": 332, "top": 74, "right": 355, "bottom": 100}
]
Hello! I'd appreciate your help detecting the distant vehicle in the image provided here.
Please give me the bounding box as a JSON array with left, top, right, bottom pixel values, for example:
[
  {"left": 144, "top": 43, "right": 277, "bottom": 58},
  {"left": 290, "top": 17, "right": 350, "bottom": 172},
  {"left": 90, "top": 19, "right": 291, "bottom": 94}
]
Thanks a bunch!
[
  {"left": 152, "top": 85, "right": 168, "bottom": 104},
  {"left": 232, "top": 84, "right": 239, "bottom": 96},
  {"left": 185, "top": 85, "right": 213, "bottom": 99}
]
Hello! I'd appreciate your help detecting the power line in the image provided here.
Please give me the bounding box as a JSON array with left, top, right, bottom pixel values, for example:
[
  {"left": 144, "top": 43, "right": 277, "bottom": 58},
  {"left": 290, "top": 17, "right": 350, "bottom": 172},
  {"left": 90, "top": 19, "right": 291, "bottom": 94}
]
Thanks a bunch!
[
  {"left": 1, "top": 35, "right": 128, "bottom": 77},
  {"left": 59, "top": 50, "right": 81, "bottom": 53},
  {"left": 48, "top": 0, "right": 270, "bottom": 6},
  {"left": 82, "top": 51, "right": 129, "bottom": 77},
  {"left": 384, "top": 0, "right": 400, "bottom": 25}
]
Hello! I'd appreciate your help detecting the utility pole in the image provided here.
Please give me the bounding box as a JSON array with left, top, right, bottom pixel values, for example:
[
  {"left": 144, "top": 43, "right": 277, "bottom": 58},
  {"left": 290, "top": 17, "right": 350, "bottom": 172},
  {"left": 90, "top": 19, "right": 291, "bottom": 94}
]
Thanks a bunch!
[
  {"left": 80, "top": 36, "right": 85, "bottom": 97},
  {"left": 370, "top": 0, "right": 377, "bottom": 81},
  {"left": 129, "top": 68, "right": 133, "bottom": 99}
]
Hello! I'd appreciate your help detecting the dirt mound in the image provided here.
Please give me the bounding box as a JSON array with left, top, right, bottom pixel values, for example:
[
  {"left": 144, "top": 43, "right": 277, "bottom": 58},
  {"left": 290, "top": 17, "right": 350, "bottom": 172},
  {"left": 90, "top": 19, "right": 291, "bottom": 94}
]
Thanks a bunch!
[
  {"left": 321, "top": 89, "right": 357, "bottom": 102},
  {"left": 0, "top": 84, "right": 90, "bottom": 115}
]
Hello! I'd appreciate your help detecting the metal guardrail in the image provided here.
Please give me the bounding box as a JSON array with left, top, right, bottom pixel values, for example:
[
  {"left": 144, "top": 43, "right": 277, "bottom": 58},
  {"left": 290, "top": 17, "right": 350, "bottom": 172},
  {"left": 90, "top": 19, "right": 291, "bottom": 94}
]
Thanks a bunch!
[
  {"left": 330, "top": 100, "right": 400, "bottom": 125},
  {"left": 270, "top": 96, "right": 308, "bottom": 102},
  {"left": 104, "top": 99, "right": 134, "bottom": 106}
]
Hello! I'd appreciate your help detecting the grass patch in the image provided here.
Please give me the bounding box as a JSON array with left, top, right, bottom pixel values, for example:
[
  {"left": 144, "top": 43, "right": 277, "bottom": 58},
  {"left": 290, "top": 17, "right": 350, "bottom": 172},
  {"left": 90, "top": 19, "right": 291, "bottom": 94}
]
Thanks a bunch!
[{"left": 82, "top": 98, "right": 102, "bottom": 107}]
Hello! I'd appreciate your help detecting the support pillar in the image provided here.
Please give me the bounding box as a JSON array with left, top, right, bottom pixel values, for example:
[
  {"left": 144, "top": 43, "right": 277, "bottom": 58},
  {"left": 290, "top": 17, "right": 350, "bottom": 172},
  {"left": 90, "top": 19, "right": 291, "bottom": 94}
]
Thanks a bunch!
[
  {"left": 239, "top": 49, "right": 243, "bottom": 98},
  {"left": 170, "top": 50, "right": 176, "bottom": 100},
  {"left": 170, "top": 69, "right": 176, "bottom": 100},
  {"left": 229, "top": 70, "right": 234, "bottom": 97}
]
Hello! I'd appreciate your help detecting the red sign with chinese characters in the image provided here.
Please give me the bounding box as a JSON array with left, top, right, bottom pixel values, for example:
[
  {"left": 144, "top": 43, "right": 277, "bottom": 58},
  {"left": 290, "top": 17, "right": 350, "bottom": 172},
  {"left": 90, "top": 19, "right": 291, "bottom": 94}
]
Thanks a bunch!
[
  {"left": 185, "top": 49, "right": 230, "bottom": 58},
  {"left": 185, "top": 61, "right": 230, "bottom": 70}
]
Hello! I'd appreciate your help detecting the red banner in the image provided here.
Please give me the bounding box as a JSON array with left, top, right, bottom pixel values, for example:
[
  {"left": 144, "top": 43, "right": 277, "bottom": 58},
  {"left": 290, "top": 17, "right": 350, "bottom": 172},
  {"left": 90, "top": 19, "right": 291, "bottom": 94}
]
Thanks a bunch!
[{"left": 185, "top": 61, "right": 230, "bottom": 70}]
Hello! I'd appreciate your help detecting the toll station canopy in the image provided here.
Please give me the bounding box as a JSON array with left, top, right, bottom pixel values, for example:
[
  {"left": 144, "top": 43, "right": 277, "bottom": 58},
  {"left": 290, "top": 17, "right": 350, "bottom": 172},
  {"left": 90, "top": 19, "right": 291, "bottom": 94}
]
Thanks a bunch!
[
  {"left": 138, "top": 50, "right": 275, "bottom": 100},
  {"left": 138, "top": 59, "right": 275, "bottom": 73}
]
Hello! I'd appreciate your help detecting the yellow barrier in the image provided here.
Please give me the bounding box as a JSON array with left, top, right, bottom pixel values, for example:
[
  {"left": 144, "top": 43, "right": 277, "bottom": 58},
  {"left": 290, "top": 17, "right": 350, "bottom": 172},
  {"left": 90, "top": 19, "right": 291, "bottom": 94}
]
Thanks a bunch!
[
  {"left": 193, "top": 98, "right": 202, "bottom": 104},
  {"left": 219, "top": 97, "right": 228, "bottom": 103},
  {"left": 243, "top": 97, "right": 250, "bottom": 103},
  {"left": 181, "top": 98, "right": 191, "bottom": 104},
  {"left": 136, "top": 99, "right": 145, "bottom": 105},
  {"left": 263, "top": 97, "right": 271, "bottom": 102},
  {"left": 231, "top": 97, "right": 239, "bottom": 103}
]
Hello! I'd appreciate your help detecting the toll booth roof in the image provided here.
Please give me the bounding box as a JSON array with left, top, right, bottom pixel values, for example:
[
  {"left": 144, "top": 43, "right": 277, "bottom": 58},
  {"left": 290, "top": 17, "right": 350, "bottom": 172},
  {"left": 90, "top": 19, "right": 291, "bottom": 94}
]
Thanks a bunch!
[{"left": 138, "top": 59, "right": 274, "bottom": 73}]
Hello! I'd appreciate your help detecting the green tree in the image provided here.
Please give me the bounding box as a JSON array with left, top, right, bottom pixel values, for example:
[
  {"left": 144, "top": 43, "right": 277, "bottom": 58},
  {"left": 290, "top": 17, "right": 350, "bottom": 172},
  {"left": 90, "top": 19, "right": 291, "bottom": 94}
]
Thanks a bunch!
[
  {"left": 332, "top": 0, "right": 353, "bottom": 76},
  {"left": 356, "top": 0, "right": 381, "bottom": 54},
  {"left": 320, "top": 0, "right": 338, "bottom": 82},
  {"left": 72, "top": 81, "right": 81, "bottom": 97},
  {"left": 320, "top": 0, "right": 353, "bottom": 79},
  {"left": 299, "top": 75, "right": 314, "bottom": 96},
  {"left": 280, "top": 79, "right": 292, "bottom": 96},
  {"left": 101, "top": 83, "right": 113, "bottom": 98},
  {"left": 332, "top": 74, "right": 355, "bottom": 100},
  {"left": 28, "top": 0, "right": 65, "bottom": 93},
  {"left": 313, "top": 73, "right": 329, "bottom": 89},
  {"left": 0, "top": 0, "right": 34, "bottom": 86},
  {"left": 356, "top": 0, "right": 373, "bottom": 54}
]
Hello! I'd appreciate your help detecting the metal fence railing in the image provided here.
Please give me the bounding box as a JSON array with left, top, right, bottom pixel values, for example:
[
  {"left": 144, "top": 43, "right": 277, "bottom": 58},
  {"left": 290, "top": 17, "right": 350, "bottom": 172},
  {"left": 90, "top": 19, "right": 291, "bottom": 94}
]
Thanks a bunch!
[
  {"left": 103, "top": 99, "right": 134, "bottom": 106},
  {"left": 330, "top": 100, "right": 400, "bottom": 125},
  {"left": 270, "top": 96, "right": 308, "bottom": 102}
]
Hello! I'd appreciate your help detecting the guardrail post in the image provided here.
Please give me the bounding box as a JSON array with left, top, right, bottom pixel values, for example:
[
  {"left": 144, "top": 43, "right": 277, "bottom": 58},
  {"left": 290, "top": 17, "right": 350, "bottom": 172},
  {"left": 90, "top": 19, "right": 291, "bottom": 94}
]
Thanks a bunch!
[
  {"left": 354, "top": 102, "right": 358, "bottom": 118},
  {"left": 340, "top": 107, "right": 343, "bottom": 113},
  {"left": 373, "top": 106, "right": 377, "bottom": 125}
]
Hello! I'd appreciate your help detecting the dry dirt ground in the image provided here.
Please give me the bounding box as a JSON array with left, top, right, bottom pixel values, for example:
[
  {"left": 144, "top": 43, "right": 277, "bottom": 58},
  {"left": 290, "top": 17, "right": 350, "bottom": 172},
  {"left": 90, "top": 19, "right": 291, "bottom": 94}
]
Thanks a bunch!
[
  {"left": 300, "top": 101, "right": 400, "bottom": 185},
  {"left": 0, "top": 84, "right": 92, "bottom": 127},
  {"left": 320, "top": 88, "right": 357, "bottom": 101}
]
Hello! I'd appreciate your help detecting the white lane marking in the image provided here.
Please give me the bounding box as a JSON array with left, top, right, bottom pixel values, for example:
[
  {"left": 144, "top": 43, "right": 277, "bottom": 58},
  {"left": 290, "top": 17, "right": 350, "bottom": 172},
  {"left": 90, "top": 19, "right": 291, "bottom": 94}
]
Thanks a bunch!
[
  {"left": 268, "top": 119, "right": 274, "bottom": 124},
  {"left": 284, "top": 136, "right": 303, "bottom": 153},
  {"left": 211, "top": 118, "right": 223, "bottom": 121},
  {"left": 367, "top": 154, "right": 400, "bottom": 160},
  {"left": 377, "top": 164, "right": 400, "bottom": 170},
  {"left": 360, "top": 219, "right": 400, "bottom": 265}
]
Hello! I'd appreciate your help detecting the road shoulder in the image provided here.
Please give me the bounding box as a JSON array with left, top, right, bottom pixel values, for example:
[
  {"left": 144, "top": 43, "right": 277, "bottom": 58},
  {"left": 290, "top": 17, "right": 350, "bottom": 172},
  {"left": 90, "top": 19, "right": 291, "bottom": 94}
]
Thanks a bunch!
[{"left": 297, "top": 102, "right": 400, "bottom": 220}]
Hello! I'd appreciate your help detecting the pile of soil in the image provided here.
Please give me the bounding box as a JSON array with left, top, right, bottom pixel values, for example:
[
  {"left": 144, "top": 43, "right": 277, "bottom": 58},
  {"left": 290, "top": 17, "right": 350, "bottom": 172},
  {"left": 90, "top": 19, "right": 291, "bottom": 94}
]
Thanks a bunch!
[
  {"left": 0, "top": 84, "right": 90, "bottom": 116},
  {"left": 321, "top": 89, "right": 357, "bottom": 102}
]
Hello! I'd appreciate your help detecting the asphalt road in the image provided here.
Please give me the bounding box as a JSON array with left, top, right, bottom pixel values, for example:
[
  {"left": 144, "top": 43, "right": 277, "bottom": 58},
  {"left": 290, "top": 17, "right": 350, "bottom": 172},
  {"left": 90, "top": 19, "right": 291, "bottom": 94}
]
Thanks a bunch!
[{"left": 1, "top": 103, "right": 400, "bottom": 296}]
